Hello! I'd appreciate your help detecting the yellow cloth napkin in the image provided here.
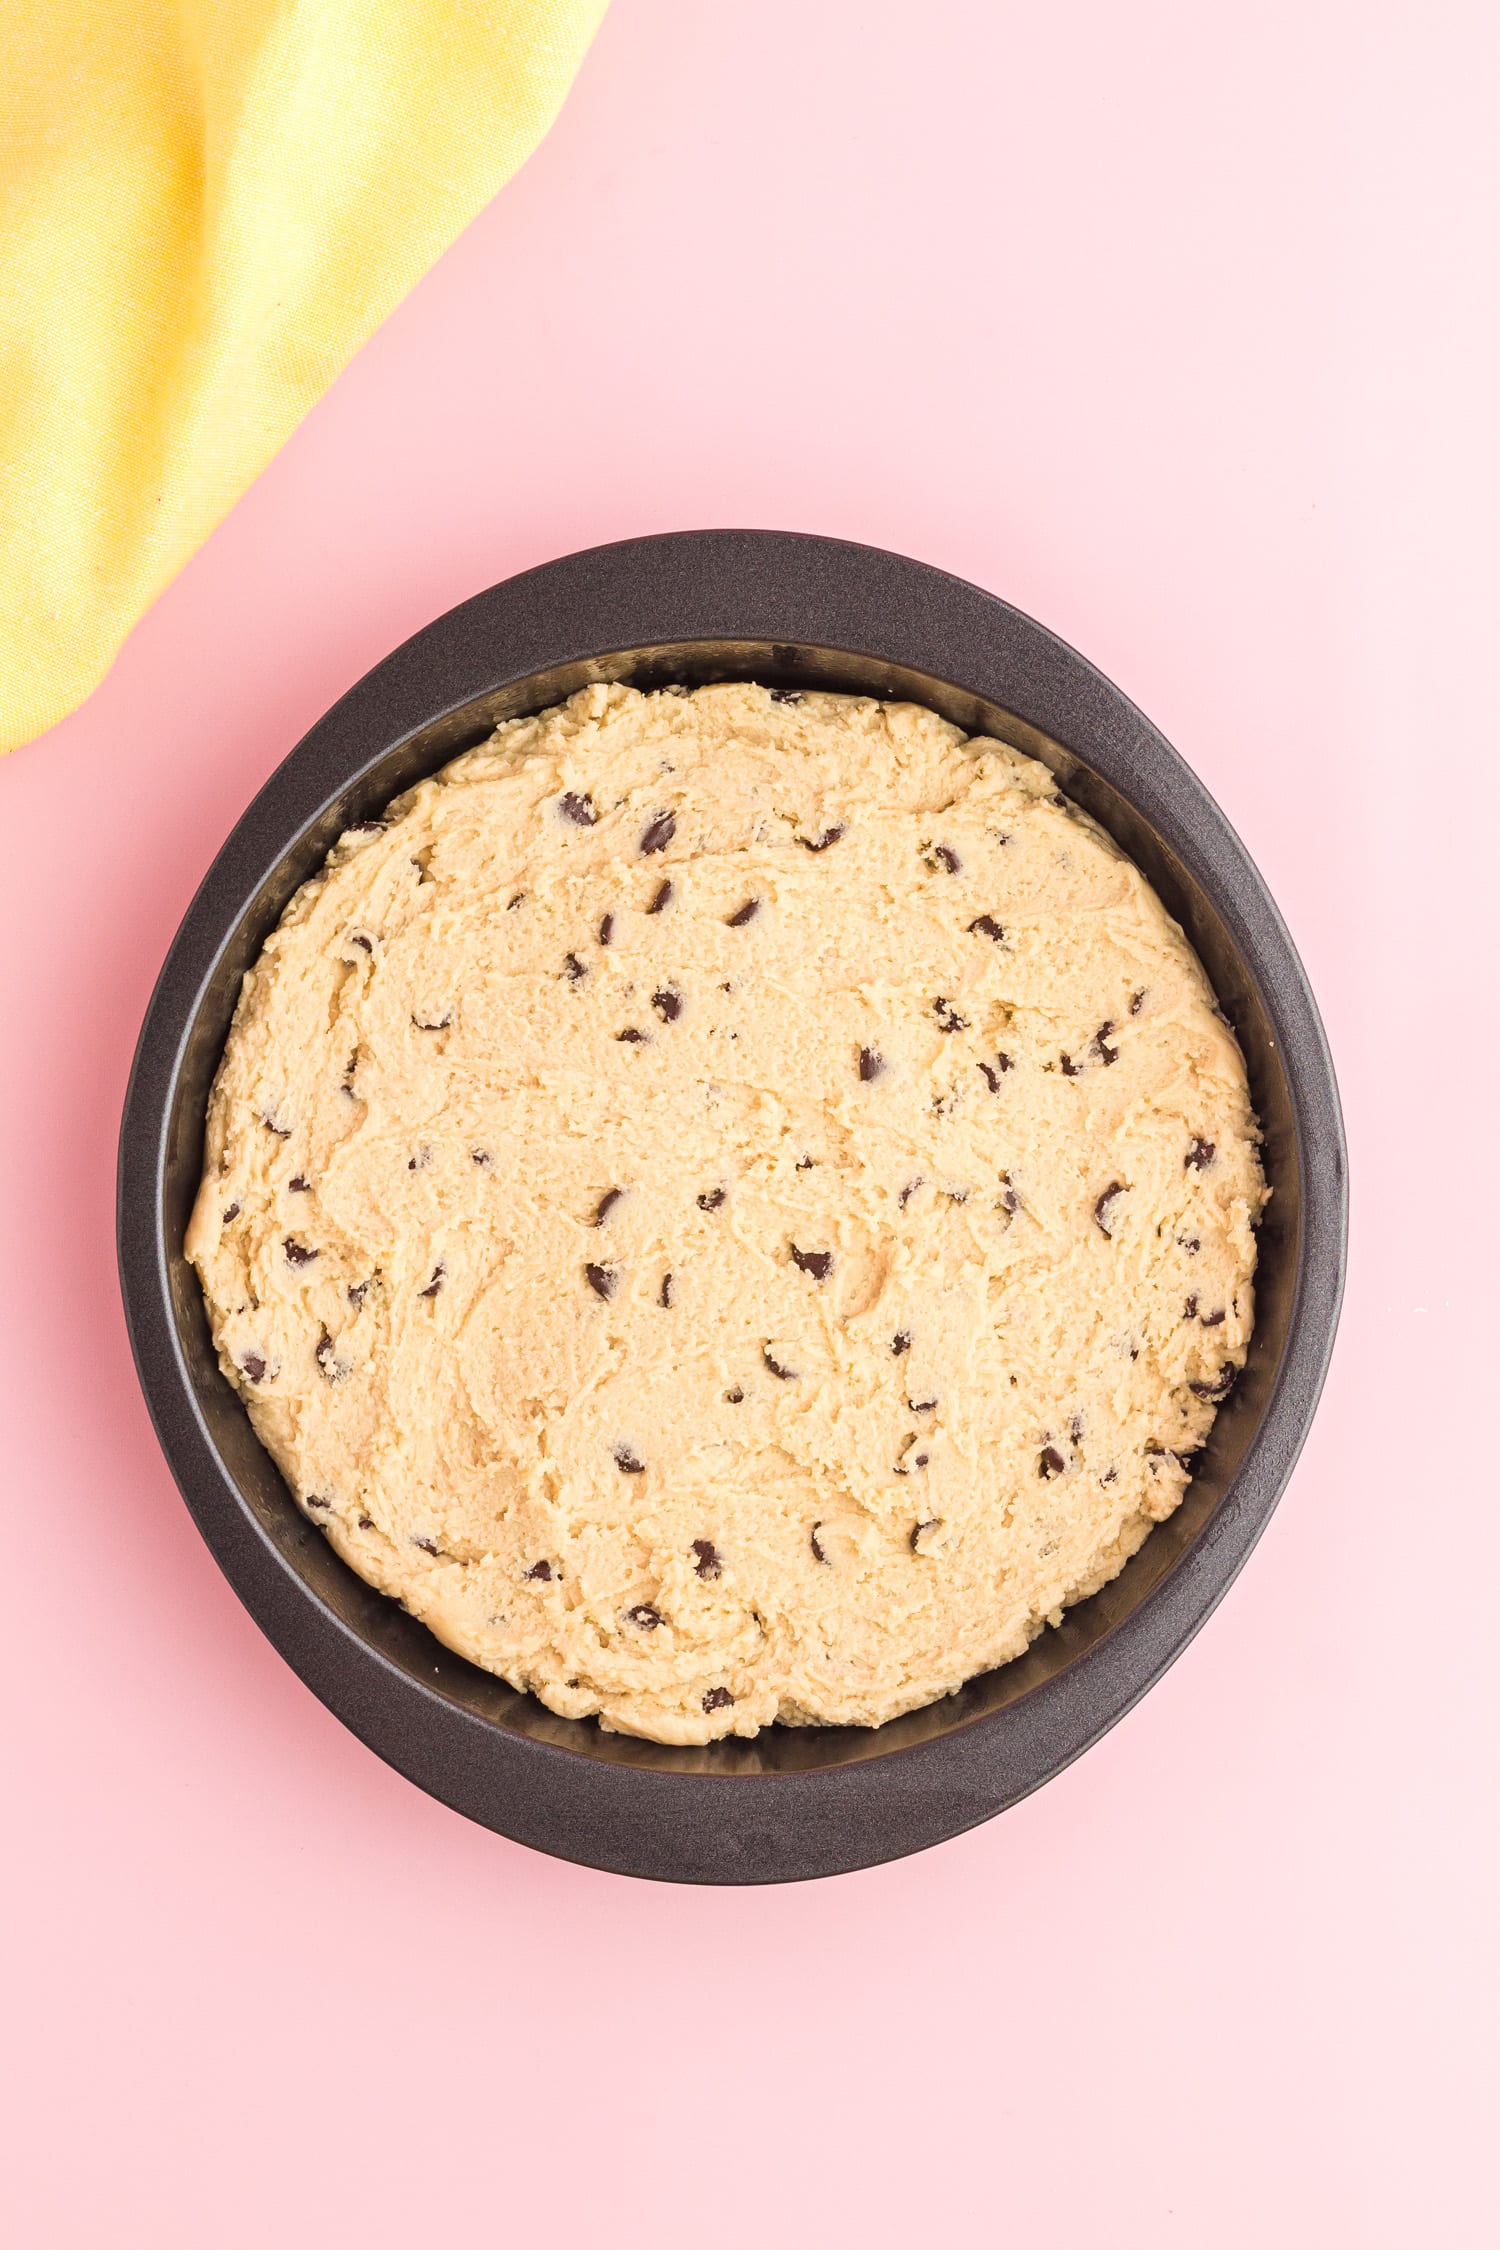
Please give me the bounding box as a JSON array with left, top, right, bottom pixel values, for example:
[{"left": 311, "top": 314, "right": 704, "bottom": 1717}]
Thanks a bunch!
[{"left": 0, "top": 0, "right": 607, "bottom": 755}]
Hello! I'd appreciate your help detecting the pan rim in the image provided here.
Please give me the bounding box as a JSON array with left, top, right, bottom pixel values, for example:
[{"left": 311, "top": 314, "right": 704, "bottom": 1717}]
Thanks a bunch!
[{"left": 117, "top": 529, "right": 1347, "bottom": 1882}]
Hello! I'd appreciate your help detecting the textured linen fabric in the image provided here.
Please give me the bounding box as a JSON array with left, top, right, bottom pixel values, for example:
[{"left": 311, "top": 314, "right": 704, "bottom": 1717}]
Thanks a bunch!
[{"left": 0, "top": 0, "right": 607, "bottom": 754}]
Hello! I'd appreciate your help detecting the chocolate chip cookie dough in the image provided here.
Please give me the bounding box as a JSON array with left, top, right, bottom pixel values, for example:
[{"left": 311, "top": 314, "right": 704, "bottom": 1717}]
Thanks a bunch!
[{"left": 187, "top": 682, "right": 1266, "bottom": 1744}]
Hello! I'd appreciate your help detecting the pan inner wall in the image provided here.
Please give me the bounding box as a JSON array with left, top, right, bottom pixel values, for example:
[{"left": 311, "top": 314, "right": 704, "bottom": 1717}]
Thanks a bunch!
[{"left": 161, "top": 641, "right": 1298, "bottom": 1776}]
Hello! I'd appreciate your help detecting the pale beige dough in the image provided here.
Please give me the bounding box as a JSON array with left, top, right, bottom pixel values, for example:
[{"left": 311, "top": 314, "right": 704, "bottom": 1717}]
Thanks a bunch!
[{"left": 187, "top": 682, "right": 1265, "bottom": 1744}]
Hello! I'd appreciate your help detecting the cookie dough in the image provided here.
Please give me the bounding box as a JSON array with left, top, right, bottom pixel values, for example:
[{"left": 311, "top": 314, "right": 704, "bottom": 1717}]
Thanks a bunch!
[{"left": 187, "top": 682, "right": 1265, "bottom": 1744}]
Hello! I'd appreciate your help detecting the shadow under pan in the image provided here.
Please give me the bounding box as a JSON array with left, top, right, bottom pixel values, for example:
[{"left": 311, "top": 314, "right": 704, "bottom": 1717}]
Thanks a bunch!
[{"left": 118, "top": 530, "right": 1347, "bottom": 1881}]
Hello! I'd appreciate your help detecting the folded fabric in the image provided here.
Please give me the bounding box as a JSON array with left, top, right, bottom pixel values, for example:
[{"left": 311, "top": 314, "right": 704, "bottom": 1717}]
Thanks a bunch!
[{"left": 0, "top": 0, "right": 608, "bottom": 755}]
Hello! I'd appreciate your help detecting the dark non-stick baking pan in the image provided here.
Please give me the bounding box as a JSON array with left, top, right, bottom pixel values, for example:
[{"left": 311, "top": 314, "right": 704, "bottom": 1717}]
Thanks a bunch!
[{"left": 118, "top": 531, "right": 1347, "bottom": 1883}]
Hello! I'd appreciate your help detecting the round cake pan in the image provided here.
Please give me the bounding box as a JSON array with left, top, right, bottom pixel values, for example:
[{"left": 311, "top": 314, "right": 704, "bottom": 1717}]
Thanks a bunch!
[{"left": 118, "top": 531, "right": 1346, "bottom": 1884}]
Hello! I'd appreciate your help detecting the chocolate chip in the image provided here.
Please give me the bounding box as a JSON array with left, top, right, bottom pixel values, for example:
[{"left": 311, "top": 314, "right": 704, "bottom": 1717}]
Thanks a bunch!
[
  {"left": 262, "top": 1112, "right": 293, "bottom": 1136},
  {"left": 640, "top": 811, "right": 676, "bottom": 855},
  {"left": 692, "top": 1539, "right": 722, "bottom": 1580},
  {"left": 472, "top": 1147, "right": 492, "bottom": 1167},
  {"left": 506, "top": 893, "right": 526, "bottom": 911},
  {"left": 703, "top": 1686, "right": 735, "bottom": 1712},
  {"left": 412, "top": 1010, "right": 453, "bottom": 1030},
  {"left": 1186, "top": 1138, "right": 1216, "bottom": 1171},
  {"left": 1201, "top": 1307, "right": 1226, "bottom": 1328},
  {"left": 928, "top": 844, "right": 962, "bottom": 873},
  {"left": 933, "top": 997, "right": 968, "bottom": 1033},
  {"left": 724, "top": 1387, "right": 744, "bottom": 1403},
  {"left": 349, "top": 933, "right": 374, "bottom": 955},
  {"left": 564, "top": 954, "right": 587, "bottom": 984},
  {"left": 769, "top": 687, "right": 804, "bottom": 704},
  {"left": 1038, "top": 1446, "right": 1066, "bottom": 1478},
  {"left": 348, "top": 819, "right": 384, "bottom": 835},
  {"left": 1092, "top": 1021, "right": 1119, "bottom": 1065},
  {"left": 617, "top": 1027, "right": 648, "bottom": 1043},
  {"left": 858, "top": 1046, "right": 883, "bottom": 1081},
  {"left": 418, "top": 1263, "right": 444, "bottom": 1298},
  {"left": 347, "top": 1281, "right": 370, "bottom": 1306},
  {"left": 1190, "top": 1366, "right": 1239, "bottom": 1402},
  {"left": 796, "top": 1155, "right": 816, "bottom": 1170},
  {"left": 726, "top": 898, "right": 761, "bottom": 926},
  {"left": 1060, "top": 1052, "right": 1081, "bottom": 1078},
  {"left": 892, "top": 1330, "right": 911, "bottom": 1356},
  {"left": 598, "top": 912, "right": 614, "bottom": 946},
  {"left": 1178, "top": 1233, "right": 1202, "bottom": 1254},
  {"left": 1184, "top": 1294, "right": 1199, "bottom": 1320},
  {"left": 646, "top": 879, "right": 673, "bottom": 913},
  {"left": 1094, "top": 1182, "right": 1126, "bottom": 1236},
  {"left": 810, "top": 1523, "right": 828, "bottom": 1563},
  {"left": 584, "top": 1262, "right": 618, "bottom": 1301},
  {"left": 1130, "top": 988, "right": 1147, "bottom": 1015},
  {"left": 614, "top": 1447, "right": 646, "bottom": 1475},
  {"left": 898, "top": 1178, "right": 923, "bottom": 1209},
  {"left": 697, "top": 1187, "right": 726, "bottom": 1211},
  {"left": 652, "top": 986, "right": 682, "bottom": 1022},
  {"left": 413, "top": 1536, "right": 441, "bottom": 1556},
  {"left": 1050, "top": 792, "right": 1068, "bottom": 808},
  {"left": 559, "top": 791, "right": 597, "bottom": 826},
  {"left": 790, "top": 1243, "right": 833, "bottom": 1281},
  {"left": 800, "top": 825, "right": 844, "bottom": 852},
  {"left": 909, "top": 1397, "right": 937, "bottom": 1413},
  {"left": 659, "top": 1272, "right": 674, "bottom": 1308},
  {"left": 314, "top": 1330, "right": 342, "bottom": 1378},
  {"left": 977, "top": 1057, "right": 1013, "bottom": 1092},
  {"left": 998, "top": 1174, "right": 1020, "bottom": 1215},
  {"left": 222, "top": 1202, "right": 240, "bottom": 1222},
  {"left": 408, "top": 1147, "right": 431, "bottom": 1171},
  {"left": 1101, "top": 1468, "right": 1118, "bottom": 1487},
  {"left": 525, "top": 1559, "right": 553, "bottom": 1581},
  {"left": 909, "top": 1519, "right": 939, "bottom": 1551},
  {"left": 283, "top": 1238, "right": 317, "bottom": 1267},
  {"left": 967, "top": 914, "right": 1005, "bottom": 942},
  {"left": 589, "top": 1189, "right": 624, "bottom": 1229},
  {"left": 625, "top": 1603, "right": 663, "bottom": 1630},
  {"left": 358, "top": 1514, "right": 376, "bottom": 1529},
  {"left": 1069, "top": 1413, "right": 1085, "bottom": 1443},
  {"left": 240, "top": 1354, "right": 267, "bottom": 1383},
  {"left": 763, "top": 1346, "right": 798, "bottom": 1380}
]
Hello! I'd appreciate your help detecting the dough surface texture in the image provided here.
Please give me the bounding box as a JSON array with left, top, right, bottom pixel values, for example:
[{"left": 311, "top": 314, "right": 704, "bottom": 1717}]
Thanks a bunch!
[{"left": 187, "top": 683, "right": 1265, "bottom": 1743}]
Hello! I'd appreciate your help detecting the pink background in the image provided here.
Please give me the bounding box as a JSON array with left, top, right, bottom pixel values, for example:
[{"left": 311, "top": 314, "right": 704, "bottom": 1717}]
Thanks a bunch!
[{"left": 2, "top": 4, "right": 1495, "bottom": 2243}]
